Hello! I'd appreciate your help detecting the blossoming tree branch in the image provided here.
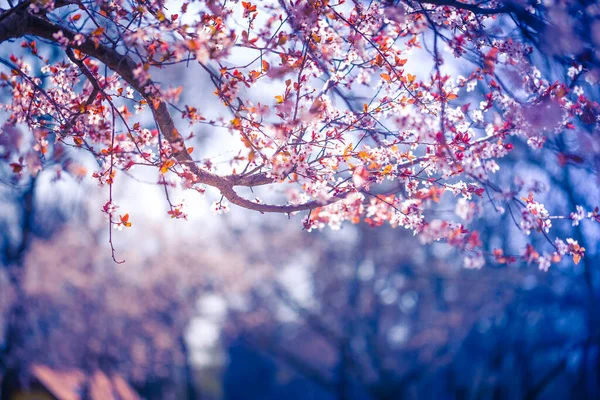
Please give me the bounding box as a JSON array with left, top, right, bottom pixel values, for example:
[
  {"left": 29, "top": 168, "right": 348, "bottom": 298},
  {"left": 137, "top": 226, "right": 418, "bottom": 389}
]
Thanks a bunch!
[{"left": 0, "top": 0, "right": 597, "bottom": 266}]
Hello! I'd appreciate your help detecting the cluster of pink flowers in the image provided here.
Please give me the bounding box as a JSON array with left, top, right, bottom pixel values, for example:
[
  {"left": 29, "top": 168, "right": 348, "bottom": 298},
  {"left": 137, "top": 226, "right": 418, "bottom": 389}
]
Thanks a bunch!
[{"left": 0, "top": 0, "right": 597, "bottom": 268}]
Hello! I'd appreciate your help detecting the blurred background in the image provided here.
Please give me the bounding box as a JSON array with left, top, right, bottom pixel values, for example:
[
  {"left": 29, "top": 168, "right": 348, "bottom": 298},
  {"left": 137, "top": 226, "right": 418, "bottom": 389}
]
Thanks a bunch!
[{"left": 1, "top": 1, "right": 600, "bottom": 399}]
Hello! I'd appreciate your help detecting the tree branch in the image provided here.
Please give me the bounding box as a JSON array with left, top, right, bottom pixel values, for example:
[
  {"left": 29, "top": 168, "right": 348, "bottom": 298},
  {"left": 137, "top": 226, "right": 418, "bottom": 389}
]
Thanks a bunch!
[
  {"left": 0, "top": 7, "right": 344, "bottom": 214},
  {"left": 409, "top": 0, "right": 545, "bottom": 31}
]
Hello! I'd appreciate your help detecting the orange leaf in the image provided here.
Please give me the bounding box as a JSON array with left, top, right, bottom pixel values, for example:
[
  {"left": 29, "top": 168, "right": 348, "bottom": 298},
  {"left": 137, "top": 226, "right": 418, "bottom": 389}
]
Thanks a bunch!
[
  {"left": 249, "top": 70, "right": 261, "bottom": 80},
  {"left": 358, "top": 150, "right": 370, "bottom": 160},
  {"left": 10, "top": 163, "right": 22, "bottom": 173},
  {"left": 120, "top": 214, "right": 132, "bottom": 227},
  {"left": 160, "top": 159, "right": 175, "bottom": 174},
  {"left": 241, "top": 136, "right": 252, "bottom": 148},
  {"left": 92, "top": 27, "right": 105, "bottom": 37},
  {"left": 373, "top": 54, "right": 384, "bottom": 67}
]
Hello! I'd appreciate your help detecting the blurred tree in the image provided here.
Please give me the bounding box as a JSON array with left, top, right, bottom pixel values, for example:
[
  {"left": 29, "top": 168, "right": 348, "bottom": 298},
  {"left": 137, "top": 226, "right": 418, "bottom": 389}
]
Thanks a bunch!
[
  {"left": 217, "top": 212, "right": 597, "bottom": 399},
  {"left": 0, "top": 175, "right": 211, "bottom": 399},
  {"left": 0, "top": 135, "right": 79, "bottom": 397}
]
